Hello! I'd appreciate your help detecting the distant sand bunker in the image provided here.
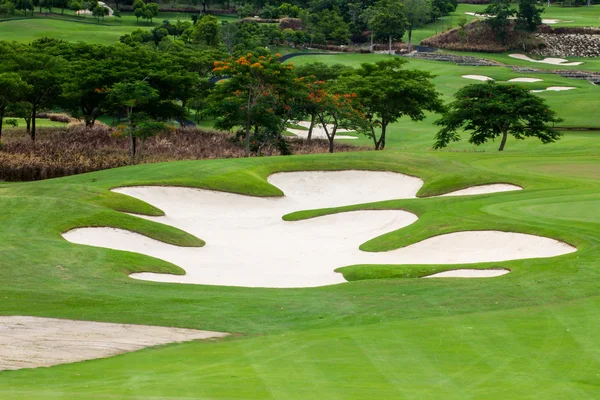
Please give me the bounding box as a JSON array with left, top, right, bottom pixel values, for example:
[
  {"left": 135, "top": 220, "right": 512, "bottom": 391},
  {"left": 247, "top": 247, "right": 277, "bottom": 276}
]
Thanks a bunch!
[
  {"left": 62, "top": 171, "right": 575, "bottom": 288},
  {"left": 509, "top": 54, "right": 583, "bottom": 66},
  {"left": 462, "top": 75, "right": 494, "bottom": 81},
  {"left": 0, "top": 316, "right": 228, "bottom": 371},
  {"left": 508, "top": 77, "right": 543, "bottom": 83}
]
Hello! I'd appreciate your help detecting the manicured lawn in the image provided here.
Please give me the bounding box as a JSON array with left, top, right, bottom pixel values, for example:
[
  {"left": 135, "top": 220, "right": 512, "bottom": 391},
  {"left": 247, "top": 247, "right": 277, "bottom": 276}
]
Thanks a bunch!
[
  {"left": 0, "top": 12, "right": 236, "bottom": 44},
  {"left": 288, "top": 53, "right": 600, "bottom": 132},
  {"left": 1, "top": 22, "right": 600, "bottom": 399},
  {"left": 0, "top": 117, "right": 599, "bottom": 397}
]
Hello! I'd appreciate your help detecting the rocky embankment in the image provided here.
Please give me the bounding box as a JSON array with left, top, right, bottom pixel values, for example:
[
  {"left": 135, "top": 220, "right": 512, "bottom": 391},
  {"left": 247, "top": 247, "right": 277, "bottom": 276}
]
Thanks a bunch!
[{"left": 532, "top": 32, "right": 600, "bottom": 58}]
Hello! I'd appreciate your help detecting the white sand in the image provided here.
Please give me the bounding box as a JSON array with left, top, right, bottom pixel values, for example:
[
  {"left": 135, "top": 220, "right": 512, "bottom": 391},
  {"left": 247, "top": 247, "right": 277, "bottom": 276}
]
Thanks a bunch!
[
  {"left": 546, "top": 86, "right": 577, "bottom": 91},
  {"left": 0, "top": 316, "right": 227, "bottom": 371},
  {"left": 287, "top": 121, "right": 358, "bottom": 140},
  {"left": 462, "top": 75, "right": 494, "bottom": 81},
  {"left": 508, "top": 77, "right": 543, "bottom": 83},
  {"left": 531, "top": 86, "right": 577, "bottom": 93},
  {"left": 541, "top": 19, "right": 574, "bottom": 24},
  {"left": 509, "top": 54, "right": 583, "bottom": 66},
  {"left": 63, "top": 171, "right": 576, "bottom": 288},
  {"left": 423, "top": 268, "right": 510, "bottom": 278},
  {"left": 440, "top": 184, "right": 522, "bottom": 197},
  {"left": 464, "top": 13, "right": 571, "bottom": 24}
]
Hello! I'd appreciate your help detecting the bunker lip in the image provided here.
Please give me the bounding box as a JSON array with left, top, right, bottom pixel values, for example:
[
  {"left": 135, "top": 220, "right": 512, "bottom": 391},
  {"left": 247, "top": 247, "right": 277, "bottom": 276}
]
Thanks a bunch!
[
  {"left": 0, "top": 316, "right": 229, "bottom": 371},
  {"left": 62, "top": 171, "right": 575, "bottom": 288}
]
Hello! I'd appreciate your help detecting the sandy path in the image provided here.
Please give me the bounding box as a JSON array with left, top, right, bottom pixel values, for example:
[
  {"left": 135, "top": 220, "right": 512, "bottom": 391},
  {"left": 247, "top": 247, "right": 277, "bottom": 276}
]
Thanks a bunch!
[
  {"left": 0, "top": 316, "right": 228, "bottom": 371},
  {"left": 287, "top": 121, "right": 358, "bottom": 140},
  {"left": 62, "top": 171, "right": 575, "bottom": 288}
]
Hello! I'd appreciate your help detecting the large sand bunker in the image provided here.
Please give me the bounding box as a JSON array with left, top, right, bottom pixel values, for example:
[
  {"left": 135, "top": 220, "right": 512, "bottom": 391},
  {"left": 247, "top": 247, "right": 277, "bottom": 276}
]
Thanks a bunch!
[
  {"left": 63, "top": 171, "right": 575, "bottom": 288},
  {"left": 509, "top": 54, "right": 583, "bottom": 66},
  {"left": 0, "top": 316, "right": 227, "bottom": 371}
]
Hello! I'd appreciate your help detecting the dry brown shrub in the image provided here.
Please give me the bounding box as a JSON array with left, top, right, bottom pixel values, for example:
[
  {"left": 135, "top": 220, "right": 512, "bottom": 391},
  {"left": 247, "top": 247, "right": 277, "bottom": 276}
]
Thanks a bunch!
[
  {"left": 0, "top": 126, "right": 368, "bottom": 182},
  {"left": 422, "top": 20, "right": 539, "bottom": 53}
]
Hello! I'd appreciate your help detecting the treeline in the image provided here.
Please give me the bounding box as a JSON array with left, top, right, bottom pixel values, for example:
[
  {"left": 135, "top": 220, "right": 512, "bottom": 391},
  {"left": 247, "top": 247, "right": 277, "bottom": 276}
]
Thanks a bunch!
[{"left": 0, "top": 38, "right": 444, "bottom": 161}]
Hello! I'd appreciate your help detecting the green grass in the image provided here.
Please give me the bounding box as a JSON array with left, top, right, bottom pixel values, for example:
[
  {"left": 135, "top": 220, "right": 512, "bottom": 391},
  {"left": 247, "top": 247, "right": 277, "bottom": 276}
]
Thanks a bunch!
[
  {"left": 0, "top": 11, "right": 236, "bottom": 44},
  {"left": 287, "top": 53, "right": 600, "bottom": 132},
  {"left": 0, "top": 44, "right": 600, "bottom": 398},
  {"left": 0, "top": 118, "right": 600, "bottom": 397}
]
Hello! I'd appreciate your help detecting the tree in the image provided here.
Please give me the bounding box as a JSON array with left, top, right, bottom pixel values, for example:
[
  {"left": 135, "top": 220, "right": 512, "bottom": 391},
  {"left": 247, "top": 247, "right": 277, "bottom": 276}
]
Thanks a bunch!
[
  {"left": 15, "top": 0, "right": 33, "bottom": 16},
  {"left": 484, "top": 0, "right": 515, "bottom": 44},
  {"left": 294, "top": 62, "right": 354, "bottom": 140},
  {"left": 92, "top": 3, "right": 106, "bottom": 21},
  {"left": 309, "top": 81, "right": 366, "bottom": 153},
  {"left": 0, "top": 73, "right": 30, "bottom": 140},
  {"left": 209, "top": 53, "right": 300, "bottom": 157},
  {"left": 368, "top": 0, "right": 407, "bottom": 52},
  {"left": 107, "top": 80, "right": 160, "bottom": 163},
  {"left": 434, "top": 81, "right": 563, "bottom": 151},
  {"left": 403, "top": 0, "right": 431, "bottom": 51},
  {"left": 12, "top": 51, "right": 64, "bottom": 141},
  {"left": 192, "top": 14, "right": 220, "bottom": 46},
  {"left": 516, "top": 0, "right": 543, "bottom": 32},
  {"left": 114, "top": 113, "right": 165, "bottom": 164},
  {"left": 339, "top": 58, "right": 444, "bottom": 150},
  {"left": 431, "top": 0, "right": 457, "bottom": 31},
  {"left": 145, "top": 2, "right": 158, "bottom": 22}
]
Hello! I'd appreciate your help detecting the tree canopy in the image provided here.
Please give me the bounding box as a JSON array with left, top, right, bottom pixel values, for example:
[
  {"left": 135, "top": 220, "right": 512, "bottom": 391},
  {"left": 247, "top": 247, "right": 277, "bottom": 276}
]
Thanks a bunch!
[
  {"left": 434, "top": 81, "right": 563, "bottom": 151},
  {"left": 339, "top": 58, "right": 444, "bottom": 150}
]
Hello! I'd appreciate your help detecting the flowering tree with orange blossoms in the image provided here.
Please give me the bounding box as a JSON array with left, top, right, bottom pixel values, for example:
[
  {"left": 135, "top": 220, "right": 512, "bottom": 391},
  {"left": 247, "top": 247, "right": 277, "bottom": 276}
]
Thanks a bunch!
[
  {"left": 209, "top": 53, "right": 305, "bottom": 157},
  {"left": 308, "top": 80, "right": 368, "bottom": 153}
]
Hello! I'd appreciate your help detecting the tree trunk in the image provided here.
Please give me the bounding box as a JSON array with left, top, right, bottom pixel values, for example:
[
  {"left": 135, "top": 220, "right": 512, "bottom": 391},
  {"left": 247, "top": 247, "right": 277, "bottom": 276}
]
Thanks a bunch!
[
  {"left": 307, "top": 113, "right": 315, "bottom": 140},
  {"left": 388, "top": 35, "right": 392, "bottom": 52},
  {"left": 370, "top": 32, "right": 373, "bottom": 52},
  {"left": 25, "top": 117, "right": 31, "bottom": 134},
  {"left": 375, "top": 122, "right": 388, "bottom": 150},
  {"left": 499, "top": 130, "right": 508, "bottom": 151},
  {"left": 30, "top": 104, "right": 36, "bottom": 141},
  {"left": 0, "top": 110, "right": 4, "bottom": 140},
  {"left": 129, "top": 133, "right": 137, "bottom": 164},
  {"left": 407, "top": 25, "right": 413, "bottom": 52}
]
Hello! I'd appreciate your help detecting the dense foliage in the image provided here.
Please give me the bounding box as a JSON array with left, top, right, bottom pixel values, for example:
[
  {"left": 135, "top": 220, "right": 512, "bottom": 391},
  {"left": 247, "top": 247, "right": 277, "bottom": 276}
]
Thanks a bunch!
[{"left": 434, "top": 81, "right": 563, "bottom": 151}]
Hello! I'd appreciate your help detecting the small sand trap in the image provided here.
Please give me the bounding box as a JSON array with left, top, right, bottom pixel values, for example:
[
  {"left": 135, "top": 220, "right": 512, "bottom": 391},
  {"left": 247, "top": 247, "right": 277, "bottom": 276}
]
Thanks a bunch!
[
  {"left": 508, "top": 77, "right": 543, "bottom": 83},
  {"left": 63, "top": 171, "right": 576, "bottom": 288},
  {"left": 287, "top": 121, "right": 357, "bottom": 140},
  {"left": 440, "top": 184, "right": 522, "bottom": 197},
  {"left": 0, "top": 316, "right": 228, "bottom": 371},
  {"left": 423, "top": 268, "right": 510, "bottom": 278},
  {"left": 509, "top": 54, "right": 583, "bottom": 66},
  {"left": 462, "top": 75, "right": 494, "bottom": 81},
  {"left": 541, "top": 19, "right": 574, "bottom": 24},
  {"left": 531, "top": 86, "right": 577, "bottom": 93}
]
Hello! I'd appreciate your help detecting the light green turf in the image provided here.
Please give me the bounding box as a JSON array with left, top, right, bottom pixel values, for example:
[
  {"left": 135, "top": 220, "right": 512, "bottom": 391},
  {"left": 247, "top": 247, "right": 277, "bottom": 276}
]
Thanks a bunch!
[
  {"left": 0, "top": 116, "right": 599, "bottom": 397},
  {"left": 0, "top": 12, "right": 236, "bottom": 44},
  {"left": 0, "top": 35, "right": 600, "bottom": 399}
]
